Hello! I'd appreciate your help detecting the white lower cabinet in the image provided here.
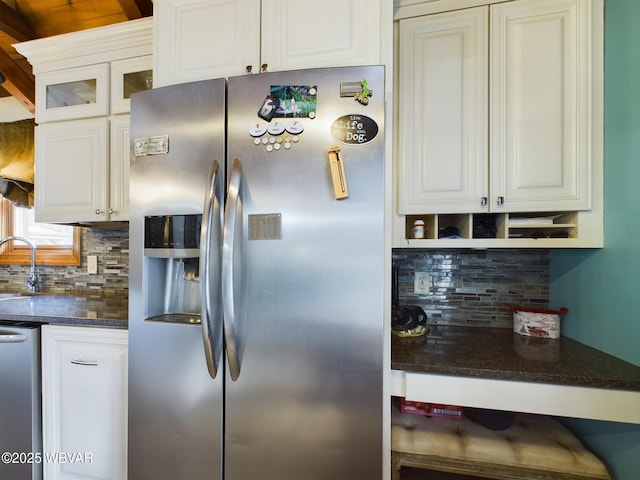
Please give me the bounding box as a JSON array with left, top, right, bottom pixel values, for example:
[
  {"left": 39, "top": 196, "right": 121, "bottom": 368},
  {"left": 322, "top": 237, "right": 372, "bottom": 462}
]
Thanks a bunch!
[{"left": 41, "top": 325, "right": 128, "bottom": 480}]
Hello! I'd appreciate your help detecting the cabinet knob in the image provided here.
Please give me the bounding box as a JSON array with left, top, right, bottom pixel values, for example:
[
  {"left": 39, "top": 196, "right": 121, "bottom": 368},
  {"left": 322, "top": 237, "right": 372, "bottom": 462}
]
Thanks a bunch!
[
  {"left": 480, "top": 197, "right": 488, "bottom": 206},
  {"left": 246, "top": 65, "right": 253, "bottom": 74},
  {"left": 95, "top": 209, "right": 104, "bottom": 215},
  {"left": 496, "top": 196, "right": 505, "bottom": 206},
  {"left": 109, "top": 208, "right": 116, "bottom": 215},
  {"left": 261, "top": 63, "right": 268, "bottom": 72}
]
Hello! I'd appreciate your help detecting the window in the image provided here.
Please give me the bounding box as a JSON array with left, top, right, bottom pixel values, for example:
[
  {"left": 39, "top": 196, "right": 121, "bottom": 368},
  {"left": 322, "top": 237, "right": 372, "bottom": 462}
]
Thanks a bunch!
[{"left": 0, "top": 198, "right": 81, "bottom": 266}]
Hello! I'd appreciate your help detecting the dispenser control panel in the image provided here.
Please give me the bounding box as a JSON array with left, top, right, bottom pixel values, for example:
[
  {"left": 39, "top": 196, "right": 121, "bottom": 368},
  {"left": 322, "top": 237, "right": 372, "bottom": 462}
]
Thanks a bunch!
[{"left": 144, "top": 214, "right": 201, "bottom": 258}]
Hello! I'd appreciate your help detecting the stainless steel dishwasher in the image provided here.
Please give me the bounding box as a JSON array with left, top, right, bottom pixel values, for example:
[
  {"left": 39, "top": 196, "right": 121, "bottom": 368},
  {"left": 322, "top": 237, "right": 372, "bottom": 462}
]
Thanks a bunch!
[{"left": 0, "top": 321, "right": 42, "bottom": 480}]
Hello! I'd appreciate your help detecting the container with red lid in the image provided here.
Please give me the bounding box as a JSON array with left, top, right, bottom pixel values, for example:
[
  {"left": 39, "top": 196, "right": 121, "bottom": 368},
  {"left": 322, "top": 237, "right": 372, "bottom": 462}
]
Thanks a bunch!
[{"left": 509, "top": 305, "right": 569, "bottom": 339}]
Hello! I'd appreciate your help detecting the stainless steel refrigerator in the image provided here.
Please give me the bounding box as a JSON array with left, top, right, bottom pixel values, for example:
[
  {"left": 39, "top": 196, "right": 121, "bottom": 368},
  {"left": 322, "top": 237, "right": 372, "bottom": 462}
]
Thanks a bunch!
[{"left": 128, "top": 66, "right": 385, "bottom": 480}]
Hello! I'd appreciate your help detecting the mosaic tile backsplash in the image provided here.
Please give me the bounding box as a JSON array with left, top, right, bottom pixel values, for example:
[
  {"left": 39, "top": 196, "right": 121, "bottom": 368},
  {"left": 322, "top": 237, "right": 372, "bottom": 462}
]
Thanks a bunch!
[
  {"left": 393, "top": 249, "right": 550, "bottom": 328},
  {"left": 0, "top": 227, "right": 129, "bottom": 297},
  {"left": 1, "top": 228, "right": 551, "bottom": 327}
]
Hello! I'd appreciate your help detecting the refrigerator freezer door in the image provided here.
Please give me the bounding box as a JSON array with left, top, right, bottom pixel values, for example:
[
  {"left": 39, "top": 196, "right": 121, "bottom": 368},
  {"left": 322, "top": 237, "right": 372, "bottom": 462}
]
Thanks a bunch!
[
  {"left": 201, "top": 159, "right": 224, "bottom": 378},
  {"left": 128, "top": 78, "right": 226, "bottom": 480},
  {"left": 225, "top": 66, "right": 385, "bottom": 480}
]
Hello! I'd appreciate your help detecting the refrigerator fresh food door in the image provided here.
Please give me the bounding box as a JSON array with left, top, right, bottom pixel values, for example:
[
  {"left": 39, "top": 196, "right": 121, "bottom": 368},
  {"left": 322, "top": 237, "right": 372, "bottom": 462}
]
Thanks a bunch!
[
  {"left": 224, "top": 66, "right": 385, "bottom": 480},
  {"left": 128, "top": 78, "right": 226, "bottom": 480}
]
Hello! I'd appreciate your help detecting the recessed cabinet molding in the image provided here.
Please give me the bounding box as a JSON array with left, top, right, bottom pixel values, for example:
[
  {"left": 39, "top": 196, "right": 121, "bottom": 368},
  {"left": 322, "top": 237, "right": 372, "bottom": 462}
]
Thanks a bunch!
[
  {"left": 394, "top": 0, "right": 603, "bottom": 248},
  {"left": 154, "top": 0, "right": 384, "bottom": 87},
  {"left": 41, "top": 325, "right": 128, "bottom": 480}
]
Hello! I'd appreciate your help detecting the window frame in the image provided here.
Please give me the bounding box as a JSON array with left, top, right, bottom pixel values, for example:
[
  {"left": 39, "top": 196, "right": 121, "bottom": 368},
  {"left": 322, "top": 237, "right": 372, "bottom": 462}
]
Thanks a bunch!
[{"left": 0, "top": 198, "right": 81, "bottom": 266}]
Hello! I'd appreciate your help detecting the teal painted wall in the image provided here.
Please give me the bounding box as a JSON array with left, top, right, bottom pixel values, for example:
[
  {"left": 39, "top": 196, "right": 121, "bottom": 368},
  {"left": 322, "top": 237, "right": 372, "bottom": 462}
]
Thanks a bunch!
[{"left": 550, "top": 0, "right": 639, "bottom": 478}]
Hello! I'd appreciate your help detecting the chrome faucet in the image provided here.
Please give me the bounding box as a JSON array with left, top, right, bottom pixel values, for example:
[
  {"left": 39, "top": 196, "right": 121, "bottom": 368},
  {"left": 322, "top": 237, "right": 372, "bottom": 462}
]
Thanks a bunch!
[{"left": 0, "top": 236, "right": 38, "bottom": 293}]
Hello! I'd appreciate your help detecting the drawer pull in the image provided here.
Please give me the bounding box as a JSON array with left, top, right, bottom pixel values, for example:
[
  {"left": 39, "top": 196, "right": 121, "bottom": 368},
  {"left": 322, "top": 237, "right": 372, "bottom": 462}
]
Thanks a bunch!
[{"left": 70, "top": 359, "right": 98, "bottom": 366}]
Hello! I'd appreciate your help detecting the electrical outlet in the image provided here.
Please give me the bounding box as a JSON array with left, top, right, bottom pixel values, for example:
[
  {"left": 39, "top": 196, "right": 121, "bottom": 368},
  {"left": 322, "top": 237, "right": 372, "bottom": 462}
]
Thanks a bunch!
[
  {"left": 87, "top": 255, "right": 98, "bottom": 274},
  {"left": 414, "top": 271, "right": 429, "bottom": 294}
]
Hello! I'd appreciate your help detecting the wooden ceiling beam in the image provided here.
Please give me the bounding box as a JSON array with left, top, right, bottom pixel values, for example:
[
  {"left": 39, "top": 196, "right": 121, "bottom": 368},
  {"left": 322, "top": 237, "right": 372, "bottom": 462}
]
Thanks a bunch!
[
  {"left": 0, "top": 2, "right": 37, "bottom": 42},
  {"left": 116, "top": 0, "right": 154, "bottom": 19},
  {"left": 0, "top": 2, "right": 36, "bottom": 107},
  {"left": 0, "top": 47, "right": 35, "bottom": 113}
]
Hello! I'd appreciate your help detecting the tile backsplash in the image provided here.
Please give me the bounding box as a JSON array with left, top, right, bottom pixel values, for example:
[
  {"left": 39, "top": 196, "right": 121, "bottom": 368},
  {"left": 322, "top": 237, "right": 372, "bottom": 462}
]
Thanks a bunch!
[
  {"left": 393, "top": 249, "right": 550, "bottom": 328},
  {"left": 1, "top": 230, "right": 550, "bottom": 326},
  {"left": 0, "top": 227, "right": 129, "bottom": 297}
]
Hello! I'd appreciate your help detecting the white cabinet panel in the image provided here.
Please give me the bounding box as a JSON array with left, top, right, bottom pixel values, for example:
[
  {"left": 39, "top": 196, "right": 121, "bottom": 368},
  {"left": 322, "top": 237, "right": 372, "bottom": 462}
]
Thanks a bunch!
[
  {"left": 35, "top": 118, "right": 109, "bottom": 223},
  {"left": 153, "top": 0, "right": 261, "bottom": 87},
  {"left": 398, "top": 7, "right": 488, "bottom": 214},
  {"left": 36, "top": 64, "right": 109, "bottom": 123},
  {"left": 109, "top": 115, "right": 131, "bottom": 221},
  {"left": 490, "top": 0, "right": 591, "bottom": 212},
  {"left": 262, "top": 0, "right": 382, "bottom": 72},
  {"left": 111, "top": 56, "right": 153, "bottom": 114},
  {"left": 41, "top": 326, "right": 128, "bottom": 480},
  {"left": 154, "top": 0, "right": 384, "bottom": 87}
]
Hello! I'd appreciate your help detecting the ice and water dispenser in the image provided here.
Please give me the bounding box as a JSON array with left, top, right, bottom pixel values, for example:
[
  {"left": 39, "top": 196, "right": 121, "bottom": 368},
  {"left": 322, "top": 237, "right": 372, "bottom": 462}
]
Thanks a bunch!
[{"left": 143, "top": 214, "right": 202, "bottom": 324}]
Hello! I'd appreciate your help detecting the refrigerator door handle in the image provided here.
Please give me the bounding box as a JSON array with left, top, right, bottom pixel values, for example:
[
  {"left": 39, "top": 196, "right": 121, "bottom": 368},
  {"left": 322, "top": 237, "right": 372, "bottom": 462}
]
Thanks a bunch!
[
  {"left": 200, "top": 159, "right": 224, "bottom": 379},
  {"left": 222, "top": 158, "right": 243, "bottom": 381}
]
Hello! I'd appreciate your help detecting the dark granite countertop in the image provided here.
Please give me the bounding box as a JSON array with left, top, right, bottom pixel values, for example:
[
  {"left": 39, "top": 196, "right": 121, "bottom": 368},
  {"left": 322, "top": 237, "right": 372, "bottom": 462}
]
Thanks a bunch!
[
  {"left": 392, "top": 325, "right": 640, "bottom": 391},
  {"left": 0, "top": 293, "right": 128, "bottom": 328}
]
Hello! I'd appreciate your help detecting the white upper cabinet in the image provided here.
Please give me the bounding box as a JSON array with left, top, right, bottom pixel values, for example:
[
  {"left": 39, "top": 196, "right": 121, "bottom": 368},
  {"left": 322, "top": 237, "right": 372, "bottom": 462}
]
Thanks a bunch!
[
  {"left": 394, "top": 0, "right": 603, "bottom": 247},
  {"left": 35, "top": 118, "right": 109, "bottom": 224},
  {"left": 15, "top": 19, "right": 152, "bottom": 224},
  {"left": 398, "top": 0, "right": 595, "bottom": 215},
  {"left": 36, "top": 64, "right": 110, "bottom": 123},
  {"left": 34, "top": 116, "right": 131, "bottom": 223},
  {"left": 153, "top": 0, "right": 261, "bottom": 86},
  {"left": 398, "top": 7, "right": 488, "bottom": 214},
  {"left": 261, "top": 0, "right": 383, "bottom": 72},
  {"left": 490, "top": 0, "right": 591, "bottom": 212},
  {"left": 154, "top": 0, "right": 384, "bottom": 87},
  {"left": 111, "top": 55, "right": 153, "bottom": 115}
]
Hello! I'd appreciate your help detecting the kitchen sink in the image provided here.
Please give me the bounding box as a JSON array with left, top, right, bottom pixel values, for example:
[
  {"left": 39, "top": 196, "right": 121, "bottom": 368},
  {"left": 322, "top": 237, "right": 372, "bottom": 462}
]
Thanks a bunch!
[{"left": 0, "top": 293, "right": 35, "bottom": 301}]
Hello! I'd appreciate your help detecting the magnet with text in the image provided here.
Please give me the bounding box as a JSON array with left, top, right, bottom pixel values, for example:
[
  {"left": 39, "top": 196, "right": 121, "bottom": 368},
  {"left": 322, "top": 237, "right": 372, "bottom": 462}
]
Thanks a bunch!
[{"left": 340, "top": 79, "right": 373, "bottom": 105}]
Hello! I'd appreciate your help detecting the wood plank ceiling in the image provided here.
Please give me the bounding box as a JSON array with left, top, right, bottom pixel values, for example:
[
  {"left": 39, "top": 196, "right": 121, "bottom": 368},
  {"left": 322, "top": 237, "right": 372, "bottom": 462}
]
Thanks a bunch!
[{"left": 0, "top": 0, "right": 153, "bottom": 113}]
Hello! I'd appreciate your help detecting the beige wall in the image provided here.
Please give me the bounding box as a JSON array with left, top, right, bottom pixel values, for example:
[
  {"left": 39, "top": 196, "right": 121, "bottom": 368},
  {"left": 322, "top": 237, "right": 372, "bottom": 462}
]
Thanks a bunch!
[{"left": 0, "top": 97, "right": 34, "bottom": 122}]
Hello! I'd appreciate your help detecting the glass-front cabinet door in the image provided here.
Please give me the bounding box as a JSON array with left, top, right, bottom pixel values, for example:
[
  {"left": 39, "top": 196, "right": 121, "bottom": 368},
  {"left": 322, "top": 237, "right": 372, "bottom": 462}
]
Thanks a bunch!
[
  {"left": 35, "top": 64, "right": 109, "bottom": 122},
  {"left": 111, "top": 55, "right": 153, "bottom": 114}
]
